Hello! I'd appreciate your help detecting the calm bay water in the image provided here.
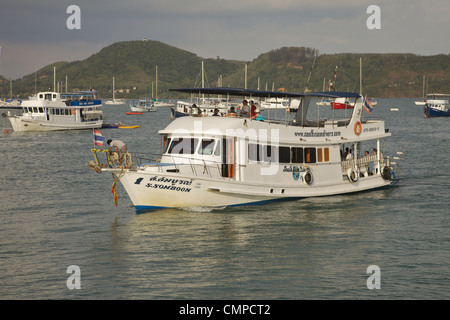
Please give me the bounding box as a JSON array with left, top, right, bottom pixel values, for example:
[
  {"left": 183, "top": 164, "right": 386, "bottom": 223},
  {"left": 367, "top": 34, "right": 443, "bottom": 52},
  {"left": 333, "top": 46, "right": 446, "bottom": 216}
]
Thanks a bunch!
[{"left": 0, "top": 98, "right": 449, "bottom": 300}]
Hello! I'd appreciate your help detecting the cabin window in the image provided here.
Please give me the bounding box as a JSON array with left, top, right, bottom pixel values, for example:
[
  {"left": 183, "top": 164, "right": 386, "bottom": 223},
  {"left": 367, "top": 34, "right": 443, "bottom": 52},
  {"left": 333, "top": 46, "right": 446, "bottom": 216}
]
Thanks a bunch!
[
  {"left": 55, "top": 109, "right": 60, "bottom": 115},
  {"left": 317, "top": 148, "right": 323, "bottom": 162},
  {"left": 264, "top": 145, "right": 277, "bottom": 163},
  {"left": 279, "top": 146, "right": 291, "bottom": 164},
  {"left": 168, "top": 138, "right": 199, "bottom": 154},
  {"left": 22, "top": 108, "right": 28, "bottom": 113},
  {"left": 39, "top": 94, "right": 43, "bottom": 99},
  {"left": 305, "top": 148, "right": 316, "bottom": 163},
  {"left": 324, "top": 148, "right": 330, "bottom": 162},
  {"left": 199, "top": 139, "right": 216, "bottom": 155},
  {"left": 162, "top": 136, "right": 171, "bottom": 154},
  {"left": 248, "top": 143, "right": 260, "bottom": 162},
  {"left": 45, "top": 94, "right": 52, "bottom": 100},
  {"left": 53, "top": 94, "right": 57, "bottom": 99},
  {"left": 214, "top": 140, "right": 221, "bottom": 157},
  {"left": 291, "top": 147, "right": 303, "bottom": 163},
  {"left": 38, "top": 107, "right": 44, "bottom": 113},
  {"left": 33, "top": 107, "right": 38, "bottom": 113}
]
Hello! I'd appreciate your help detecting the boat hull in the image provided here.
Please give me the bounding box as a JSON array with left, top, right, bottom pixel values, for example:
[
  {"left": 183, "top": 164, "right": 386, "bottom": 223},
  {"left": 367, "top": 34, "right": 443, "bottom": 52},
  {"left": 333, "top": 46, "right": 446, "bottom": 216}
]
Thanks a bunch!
[
  {"left": 424, "top": 105, "right": 450, "bottom": 117},
  {"left": 8, "top": 117, "right": 102, "bottom": 132},
  {"left": 331, "top": 102, "right": 354, "bottom": 109},
  {"left": 108, "top": 166, "right": 395, "bottom": 212}
]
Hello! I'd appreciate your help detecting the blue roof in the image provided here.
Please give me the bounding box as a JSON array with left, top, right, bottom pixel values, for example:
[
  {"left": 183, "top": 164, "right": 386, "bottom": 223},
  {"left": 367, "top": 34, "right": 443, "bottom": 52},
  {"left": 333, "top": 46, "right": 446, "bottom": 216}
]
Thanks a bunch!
[{"left": 169, "top": 87, "right": 360, "bottom": 99}]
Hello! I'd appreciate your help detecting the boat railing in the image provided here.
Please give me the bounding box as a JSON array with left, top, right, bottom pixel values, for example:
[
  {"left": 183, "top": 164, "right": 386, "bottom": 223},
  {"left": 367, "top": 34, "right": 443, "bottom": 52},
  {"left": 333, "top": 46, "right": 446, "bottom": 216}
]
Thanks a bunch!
[{"left": 341, "top": 153, "right": 385, "bottom": 176}]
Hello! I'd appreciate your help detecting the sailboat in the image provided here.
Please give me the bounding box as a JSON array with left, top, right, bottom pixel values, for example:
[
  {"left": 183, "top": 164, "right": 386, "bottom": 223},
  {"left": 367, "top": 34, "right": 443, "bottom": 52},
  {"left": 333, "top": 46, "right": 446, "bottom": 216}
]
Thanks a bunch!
[
  {"left": 152, "top": 65, "right": 174, "bottom": 108},
  {"left": 170, "top": 61, "right": 233, "bottom": 118},
  {"left": 104, "top": 77, "right": 125, "bottom": 105}
]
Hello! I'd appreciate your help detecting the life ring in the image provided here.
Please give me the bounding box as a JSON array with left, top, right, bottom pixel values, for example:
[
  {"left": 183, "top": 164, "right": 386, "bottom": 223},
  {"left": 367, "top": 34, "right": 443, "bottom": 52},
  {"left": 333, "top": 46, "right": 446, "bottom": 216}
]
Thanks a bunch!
[
  {"left": 303, "top": 170, "right": 313, "bottom": 185},
  {"left": 353, "top": 121, "right": 362, "bottom": 135},
  {"left": 347, "top": 168, "right": 359, "bottom": 183},
  {"left": 123, "top": 152, "right": 133, "bottom": 168},
  {"left": 381, "top": 166, "right": 392, "bottom": 180},
  {"left": 71, "top": 109, "right": 76, "bottom": 115},
  {"left": 292, "top": 166, "right": 300, "bottom": 181}
]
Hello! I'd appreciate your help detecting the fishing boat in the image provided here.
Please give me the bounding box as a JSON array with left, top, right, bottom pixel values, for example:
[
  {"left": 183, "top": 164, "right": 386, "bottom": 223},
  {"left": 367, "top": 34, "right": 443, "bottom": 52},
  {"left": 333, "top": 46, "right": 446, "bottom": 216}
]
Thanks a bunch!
[
  {"left": 88, "top": 87, "right": 400, "bottom": 212},
  {"left": 423, "top": 93, "right": 450, "bottom": 117},
  {"left": 125, "top": 111, "right": 143, "bottom": 115},
  {"left": 7, "top": 91, "right": 103, "bottom": 132}
]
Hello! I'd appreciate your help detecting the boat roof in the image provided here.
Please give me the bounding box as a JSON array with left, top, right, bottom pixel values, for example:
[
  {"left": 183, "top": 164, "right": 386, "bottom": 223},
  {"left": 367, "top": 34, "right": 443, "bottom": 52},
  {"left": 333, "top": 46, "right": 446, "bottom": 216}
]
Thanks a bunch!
[
  {"left": 169, "top": 87, "right": 360, "bottom": 99},
  {"left": 426, "top": 93, "right": 450, "bottom": 97}
]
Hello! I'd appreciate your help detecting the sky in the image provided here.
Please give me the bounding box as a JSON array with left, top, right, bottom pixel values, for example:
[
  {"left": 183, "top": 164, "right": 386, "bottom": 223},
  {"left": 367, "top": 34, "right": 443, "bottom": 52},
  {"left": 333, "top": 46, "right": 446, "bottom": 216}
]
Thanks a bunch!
[{"left": 1, "top": 0, "right": 449, "bottom": 79}]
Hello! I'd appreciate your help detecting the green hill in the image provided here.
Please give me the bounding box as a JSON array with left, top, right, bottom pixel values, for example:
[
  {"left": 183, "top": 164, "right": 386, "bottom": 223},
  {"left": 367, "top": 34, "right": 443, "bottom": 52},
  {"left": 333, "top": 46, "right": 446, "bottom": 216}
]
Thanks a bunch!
[{"left": 3, "top": 40, "right": 450, "bottom": 98}]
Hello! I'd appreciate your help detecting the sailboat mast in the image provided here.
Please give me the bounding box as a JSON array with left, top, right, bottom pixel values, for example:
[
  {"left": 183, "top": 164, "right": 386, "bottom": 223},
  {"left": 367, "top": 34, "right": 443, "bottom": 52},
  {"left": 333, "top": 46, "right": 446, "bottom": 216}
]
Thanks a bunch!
[{"left": 360, "top": 57, "right": 362, "bottom": 95}]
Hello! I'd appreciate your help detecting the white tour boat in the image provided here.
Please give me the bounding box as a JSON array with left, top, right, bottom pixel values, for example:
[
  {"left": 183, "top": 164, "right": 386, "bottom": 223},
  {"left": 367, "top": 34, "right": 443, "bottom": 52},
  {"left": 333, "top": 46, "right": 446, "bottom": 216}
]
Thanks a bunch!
[
  {"left": 88, "top": 87, "right": 400, "bottom": 212},
  {"left": 7, "top": 91, "right": 103, "bottom": 132}
]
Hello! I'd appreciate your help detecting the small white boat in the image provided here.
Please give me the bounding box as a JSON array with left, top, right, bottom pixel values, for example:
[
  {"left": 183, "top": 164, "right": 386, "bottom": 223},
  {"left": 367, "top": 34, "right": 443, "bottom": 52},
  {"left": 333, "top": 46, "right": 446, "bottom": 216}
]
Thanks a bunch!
[
  {"left": 260, "top": 97, "right": 290, "bottom": 109},
  {"left": 131, "top": 97, "right": 156, "bottom": 112},
  {"left": 8, "top": 91, "right": 103, "bottom": 132},
  {"left": 89, "top": 87, "right": 400, "bottom": 212}
]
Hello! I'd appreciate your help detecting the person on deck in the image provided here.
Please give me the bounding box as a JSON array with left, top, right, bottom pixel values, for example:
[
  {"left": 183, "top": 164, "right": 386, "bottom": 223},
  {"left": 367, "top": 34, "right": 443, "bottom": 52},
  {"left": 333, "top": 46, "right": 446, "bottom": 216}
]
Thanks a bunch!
[
  {"left": 107, "top": 139, "right": 127, "bottom": 165},
  {"left": 240, "top": 100, "right": 250, "bottom": 118},
  {"left": 254, "top": 109, "right": 264, "bottom": 121}
]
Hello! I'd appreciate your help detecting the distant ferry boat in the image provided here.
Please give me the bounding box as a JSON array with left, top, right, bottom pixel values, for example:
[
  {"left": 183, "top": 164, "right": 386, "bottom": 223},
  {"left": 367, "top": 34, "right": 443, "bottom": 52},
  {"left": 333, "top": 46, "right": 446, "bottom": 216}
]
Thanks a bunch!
[
  {"left": 423, "top": 93, "right": 450, "bottom": 117},
  {"left": 7, "top": 91, "right": 103, "bottom": 132},
  {"left": 88, "top": 87, "right": 400, "bottom": 212}
]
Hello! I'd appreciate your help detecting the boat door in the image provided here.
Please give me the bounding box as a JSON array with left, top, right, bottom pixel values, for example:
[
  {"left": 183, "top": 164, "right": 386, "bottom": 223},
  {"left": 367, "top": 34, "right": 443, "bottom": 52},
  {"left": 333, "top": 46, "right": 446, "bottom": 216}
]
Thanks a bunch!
[{"left": 221, "top": 137, "right": 235, "bottom": 179}]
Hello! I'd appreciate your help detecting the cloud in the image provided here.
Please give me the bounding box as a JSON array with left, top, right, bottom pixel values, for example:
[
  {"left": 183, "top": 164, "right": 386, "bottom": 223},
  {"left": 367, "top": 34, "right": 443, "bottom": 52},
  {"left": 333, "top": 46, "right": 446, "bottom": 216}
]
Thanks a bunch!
[{"left": 1, "top": 0, "right": 449, "bottom": 79}]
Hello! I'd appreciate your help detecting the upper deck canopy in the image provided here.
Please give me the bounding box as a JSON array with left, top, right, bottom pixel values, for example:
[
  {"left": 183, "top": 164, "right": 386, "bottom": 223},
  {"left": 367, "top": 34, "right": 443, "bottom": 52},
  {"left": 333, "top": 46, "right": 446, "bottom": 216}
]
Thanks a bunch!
[{"left": 169, "top": 87, "right": 360, "bottom": 99}]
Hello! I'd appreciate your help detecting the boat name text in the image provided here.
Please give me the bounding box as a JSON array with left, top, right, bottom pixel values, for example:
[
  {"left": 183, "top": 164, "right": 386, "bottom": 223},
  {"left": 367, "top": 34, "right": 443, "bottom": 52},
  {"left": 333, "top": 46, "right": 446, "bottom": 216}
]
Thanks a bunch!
[{"left": 144, "top": 176, "right": 192, "bottom": 193}]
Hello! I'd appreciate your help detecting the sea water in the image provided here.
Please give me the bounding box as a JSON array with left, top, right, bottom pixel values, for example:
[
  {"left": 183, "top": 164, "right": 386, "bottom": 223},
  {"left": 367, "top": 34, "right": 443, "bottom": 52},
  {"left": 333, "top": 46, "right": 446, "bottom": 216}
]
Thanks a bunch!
[{"left": 0, "top": 99, "right": 449, "bottom": 300}]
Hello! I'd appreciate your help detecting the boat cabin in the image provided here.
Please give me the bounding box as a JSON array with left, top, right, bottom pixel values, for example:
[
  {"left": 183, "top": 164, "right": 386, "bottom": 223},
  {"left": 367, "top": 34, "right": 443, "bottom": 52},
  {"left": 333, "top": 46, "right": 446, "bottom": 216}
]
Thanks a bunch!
[{"left": 155, "top": 88, "right": 392, "bottom": 187}]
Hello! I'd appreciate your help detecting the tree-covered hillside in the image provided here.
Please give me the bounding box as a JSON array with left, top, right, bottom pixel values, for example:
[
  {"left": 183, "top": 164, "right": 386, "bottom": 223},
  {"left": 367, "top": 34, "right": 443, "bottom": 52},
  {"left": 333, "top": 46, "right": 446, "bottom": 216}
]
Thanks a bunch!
[{"left": 3, "top": 40, "right": 450, "bottom": 99}]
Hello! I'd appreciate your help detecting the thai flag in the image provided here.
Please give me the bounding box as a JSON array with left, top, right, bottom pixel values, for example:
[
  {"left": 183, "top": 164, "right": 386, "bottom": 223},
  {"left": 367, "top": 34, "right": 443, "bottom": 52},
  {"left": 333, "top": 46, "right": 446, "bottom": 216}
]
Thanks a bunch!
[
  {"left": 93, "top": 129, "right": 105, "bottom": 146},
  {"left": 364, "top": 97, "right": 373, "bottom": 115}
]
